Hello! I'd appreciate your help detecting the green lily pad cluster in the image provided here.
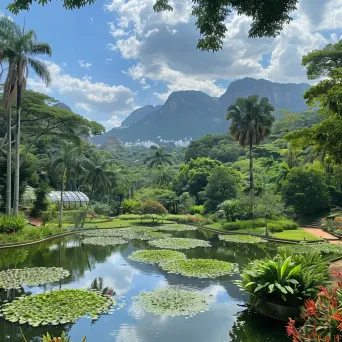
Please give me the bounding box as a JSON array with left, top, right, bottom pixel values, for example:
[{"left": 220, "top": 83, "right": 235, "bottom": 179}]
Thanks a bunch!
[
  {"left": 134, "top": 286, "right": 212, "bottom": 317},
  {"left": 81, "top": 227, "right": 170, "bottom": 241},
  {"left": 0, "top": 267, "right": 70, "bottom": 290},
  {"left": 219, "top": 234, "right": 267, "bottom": 244},
  {"left": 160, "top": 258, "right": 238, "bottom": 279},
  {"left": 0, "top": 289, "right": 115, "bottom": 326},
  {"left": 280, "top": 242, "right": 342, "bottom": 255},
  {"left": 128, "top": 249, "right": 186, "bottom": 265},
  {"left": 148, "top": 238, "right": 211, "bottom": 250},
  {"left": 155, "top": 224, "right": 197, "bottom": 232},
  {"left": 82, "top": 236, "right": 128, "bottom": 246}
]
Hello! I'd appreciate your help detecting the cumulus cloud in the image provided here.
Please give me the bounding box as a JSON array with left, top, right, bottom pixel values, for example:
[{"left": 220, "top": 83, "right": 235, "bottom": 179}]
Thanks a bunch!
[
  {"left": 105, "top": 0, "right": 342, "bottom": 100},
  {"left": 28, "top": 61, "right": 136, "bottom": 127},
  {"left": 78, "top": 60, "right": 92, "bottom": 69}
]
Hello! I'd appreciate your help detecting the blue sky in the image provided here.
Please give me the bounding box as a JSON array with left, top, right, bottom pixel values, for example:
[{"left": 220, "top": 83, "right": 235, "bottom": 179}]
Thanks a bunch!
[{"left": 1, "top": 0, "right": 342, "bottom": 130}]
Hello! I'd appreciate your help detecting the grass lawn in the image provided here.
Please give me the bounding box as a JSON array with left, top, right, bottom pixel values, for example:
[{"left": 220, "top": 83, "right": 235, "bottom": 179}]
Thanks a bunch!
[
  {"left": 273, "top": 228, "right": 322, "bottom": 241},
  {"left": 230, "top": 227, "right": 266, "bottom": 235},
  {"left": 204, "top": 219, "right": 226, "bottom": 230}
]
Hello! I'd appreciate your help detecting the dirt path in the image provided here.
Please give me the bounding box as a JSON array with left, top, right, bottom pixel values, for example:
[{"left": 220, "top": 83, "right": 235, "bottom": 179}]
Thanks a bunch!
[{"left": 301, "top": 227, "right": 340, "bottom": 241}]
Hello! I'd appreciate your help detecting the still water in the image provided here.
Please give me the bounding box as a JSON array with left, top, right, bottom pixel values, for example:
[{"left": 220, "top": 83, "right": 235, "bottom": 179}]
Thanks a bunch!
[{"left": 0, "top": 230, "right": 288, "bottom": 342}]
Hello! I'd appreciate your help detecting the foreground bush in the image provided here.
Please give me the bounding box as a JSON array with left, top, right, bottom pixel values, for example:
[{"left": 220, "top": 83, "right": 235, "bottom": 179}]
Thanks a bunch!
[
  {"left": 287, "top": 271, "right": 342, "bottom": 341},
  {"left": 236, "top": 252, "right": 329, "bottom": 313},
  {"left": 0, "top": 214, "right": 26, "bottom": 234},
  {"left": 140, "top": 200, "right": 168, "bottom": 216}
]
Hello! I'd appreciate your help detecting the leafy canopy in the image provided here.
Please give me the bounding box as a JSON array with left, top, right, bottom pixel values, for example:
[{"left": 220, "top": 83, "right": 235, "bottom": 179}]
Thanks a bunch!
[{"left": 8, "top": 0, "right": 298, "bottom": 51}]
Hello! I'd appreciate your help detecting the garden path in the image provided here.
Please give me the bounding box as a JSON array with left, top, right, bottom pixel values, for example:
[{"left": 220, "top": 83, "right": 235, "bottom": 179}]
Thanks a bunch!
[{"left": 301, "top": 227, "right": 341, "bottom": 242}]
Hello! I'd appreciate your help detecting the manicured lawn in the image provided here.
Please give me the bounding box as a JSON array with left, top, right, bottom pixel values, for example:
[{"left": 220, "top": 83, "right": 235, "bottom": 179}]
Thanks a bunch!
[
  {"left": 204, "top": 219, "right": 226, "bottom": 230},
  {"left": 273, "top": 228, "right": 322, "bottom": 241}
]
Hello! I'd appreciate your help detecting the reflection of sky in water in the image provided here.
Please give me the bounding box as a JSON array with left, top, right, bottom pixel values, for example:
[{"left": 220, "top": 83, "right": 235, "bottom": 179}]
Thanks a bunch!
[{"left": 0, "top": 233, "right": 288, "bottom": 342}]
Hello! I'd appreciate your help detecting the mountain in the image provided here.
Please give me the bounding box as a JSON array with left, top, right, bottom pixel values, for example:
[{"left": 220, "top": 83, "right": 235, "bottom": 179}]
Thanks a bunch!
[
  {"left": 121, "top": 105, "right": 162, "bottom": 127},
  {"left": 219, "top": 78, "right": 310, "bottom": 112},
  {"left": 99, "top": 136, "right": 126, "bottom": 154},
  {"left": 92, "top": 78, "right": 310, "bottom": 146},
  {"left": 53, "top": 102, "right": 72, "bottom": 111}
]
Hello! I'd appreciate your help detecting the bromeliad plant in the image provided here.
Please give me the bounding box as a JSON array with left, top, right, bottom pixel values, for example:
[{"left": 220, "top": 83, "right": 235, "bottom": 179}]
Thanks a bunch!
[
  {"left": 235, "top": 252, "right": 329, "bottom": 309},
  {"left": 287, "top": 272, "right": 342, "bottom": 342}
]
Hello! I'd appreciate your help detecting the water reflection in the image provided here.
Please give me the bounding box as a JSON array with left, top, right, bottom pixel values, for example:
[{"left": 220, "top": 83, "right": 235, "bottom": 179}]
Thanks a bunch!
[{"left": 0, "top": 230, "right": 287, "bottom": 342}]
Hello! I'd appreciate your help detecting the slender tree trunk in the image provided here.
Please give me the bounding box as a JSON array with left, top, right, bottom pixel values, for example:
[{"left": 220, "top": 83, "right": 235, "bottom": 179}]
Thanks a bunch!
[
  {"left": 58, "top": 167, "right": 66, "bottom": 228},
  {"left": 6, "top": 108, "right": 12, "bottom": 215},
  {"left": 81, "top": 175, "right": 97, "bottom": 229},
  {"left": 265, "top": 217, "right": 268, "bottom": 237},
  {"left": 249, "top": 141, "right": 255, "bottom": 227},
  {"left": 13, "top": 83, "right": 22, "bottom": 216}
]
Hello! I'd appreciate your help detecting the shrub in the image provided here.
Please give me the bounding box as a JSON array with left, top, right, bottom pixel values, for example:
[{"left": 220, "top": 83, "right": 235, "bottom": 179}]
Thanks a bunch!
[
  {"left": 0, "top": 214, "right": 26, "bottom": 234},
  {"left": 209, "top": 213, "right": 219, "bottom": 222},
  {"left": 287, "top": 271, "right": 342, "bottom": 341},
  {"left": 140, "top": 200, "right": 167, "bottom": 216},
  {"left": 119, "top": 214, "right": 141, "bottom": 220},
  {"left": 189, "top": 205, "right": 204, "bottom": 215},
  {"left": 268, "top": 223, "right": 283, "bottom": 233},
  {"left": 122, "top": 200, "right": 139, "bottom": 214},
  {"left": 222, "top": 220, "right": 253, "bottom": 231},
  {"left": 41, "top": 204, "right": 58, "bottom": 226},
  {"left": 236, "top": 252, "right": 329, "bottom": 310},
  {"left": 62, "top": 209, "right": 87, "bottom": 224},
  {"left": 164, "top": 214, "right": 212, "bottom": 226},
  {"left": 90, "top": 202, "right": 111, "bottom": 216}
]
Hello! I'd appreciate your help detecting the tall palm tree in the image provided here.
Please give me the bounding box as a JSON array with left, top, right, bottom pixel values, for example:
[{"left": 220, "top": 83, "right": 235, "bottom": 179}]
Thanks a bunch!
[
  {"left": 81, "top": 152, "right": 116, "bottom": 228},
  {"left": 0, "top": 17, "right": 21, "bottom": 215},
  {"left": 144, "top": 146, "right": 173, "bottom": 168},
  {"left": 227, "top": 95, "right": 275, "bottom": 192},
  {"left": 154, "top": 165, "right": 174, "bottom": 188},
  {"left": 50, "top": 145, "right": 85, "bottom": 228},
  {"left": 0, "top": 18, "right": 52, "bottom": 215}
]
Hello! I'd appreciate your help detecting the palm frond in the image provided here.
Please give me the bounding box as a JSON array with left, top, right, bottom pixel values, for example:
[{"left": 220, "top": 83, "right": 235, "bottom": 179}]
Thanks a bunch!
[
  {"left": 31, "top": 42, "right": 52, "bottom": 56},
  {"left": 27, "top": 58, "right": 51, "bottom": 85}
]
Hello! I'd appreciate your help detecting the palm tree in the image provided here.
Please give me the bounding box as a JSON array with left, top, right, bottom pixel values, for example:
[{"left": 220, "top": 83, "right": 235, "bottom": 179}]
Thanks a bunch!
[
  {"left": 144, "top": 146, "right": 173, "bottom": 168},
  {"left": 50, "top": 145, "right": 85, "bottom": 228},
  {"left": 0, "top": 17, "right": 21, "bottom": 215},
  {"left": 227, "top": 95, "right": 275, "bottom": 192},
  {"left": 0, "top": 18, "right": 52, "bottom": 215},
  {"left": 154, "top": 165, "right": 174, "bottom": 188},
  {"left": 81, "top": 152, "right": 116, "bottom": 228}
]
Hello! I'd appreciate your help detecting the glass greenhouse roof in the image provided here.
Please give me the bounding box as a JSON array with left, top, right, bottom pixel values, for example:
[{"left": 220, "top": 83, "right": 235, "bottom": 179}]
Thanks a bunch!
[{"left": 47, "top": 191, "right": 89, "bottom": 209}]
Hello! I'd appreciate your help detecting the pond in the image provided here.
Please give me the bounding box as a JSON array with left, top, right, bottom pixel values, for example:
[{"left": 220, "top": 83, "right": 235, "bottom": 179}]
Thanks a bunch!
[{"left": 0, "top": 229, "right": 289, "bottom": 342}]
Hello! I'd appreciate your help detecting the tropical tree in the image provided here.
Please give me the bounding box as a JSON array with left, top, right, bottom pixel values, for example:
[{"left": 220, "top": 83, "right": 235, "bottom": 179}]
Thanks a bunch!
[
  {"left": 218, "top": 199, "right": 239, "bottom": 222},
  {"left": 144, "top": 146, "right": 173, "bottom": 168},
  {"left": 0, "top": 17, "right": 21, "bottom": 215},
  {"left": 8, "top": 0, "right": 298, "bottom": 51},
  {"left": 153, "top": 165, "right": 174, "bottom": 188},
  {"left": 50, "top": 145, "right": 85, "bottom": 228},
  {"left": 81, "top": 152, "right": 116, "bottom": 228},
  {"left": 227, "top": 95, "right": 275, "bottom": 192},
  {"left": 0, "top": 17, "right": 52, "bottom": 215}
]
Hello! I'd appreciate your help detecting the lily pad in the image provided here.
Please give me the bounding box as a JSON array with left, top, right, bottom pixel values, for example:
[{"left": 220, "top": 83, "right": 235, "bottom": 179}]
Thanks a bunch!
[
  {"left": 128, "top": 249, "right": 186, "bottom": 265},
  {"left": 160, "top": 258, "right": 238, "bottom": 278},
  {"left": 0, "top": 267, "right": 70, "bottom": 290},
  {"left": 0, "top": 289, "right": 115, "bottom": 326},
  {"left": 155, "top": 224, "right": 197, "bottom": 232},
  {"left": 82, "top": 236, "right": 128, "bottom": 246},
  {"left": 219, "top": 234, "right": 267, "bottom": 244},
  {"left": 148, "top": 238, "right": 211, "bottom": 250},
  {"left": 134, "top": 286, "right": 211, "bottom": 317}
]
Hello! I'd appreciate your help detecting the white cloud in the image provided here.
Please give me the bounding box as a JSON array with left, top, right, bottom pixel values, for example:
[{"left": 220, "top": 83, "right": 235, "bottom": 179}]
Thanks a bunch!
[
  {"left": 28, "top": 61, "right": 136, "bottom": 127},
  {"left": 90, "top": 17, "right": 94, "bottom": 23},
  {"left": 62, "top": 62, "right": 67, "bottom": 67},
  {"left": 105, "top": 0, "right": 342, "bottom": 97},
  {"left": 78, "top": 60, "right": 92, "bottom": 69}
]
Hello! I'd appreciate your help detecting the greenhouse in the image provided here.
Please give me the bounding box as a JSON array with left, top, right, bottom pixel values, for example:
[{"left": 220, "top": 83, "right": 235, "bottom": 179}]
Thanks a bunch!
[{"left": 46, "top": 191, "right": 89, "bottom": 209}]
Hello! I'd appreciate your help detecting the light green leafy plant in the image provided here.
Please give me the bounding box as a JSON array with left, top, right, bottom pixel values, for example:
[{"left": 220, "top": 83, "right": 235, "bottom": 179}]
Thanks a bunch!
[
  {"left": 148, "top": 237, "right": 211, "bottom": 250},
  {"left": 134, "top": 286, "right": 212, "bottom": 317},
  {"left": 0, "top": 267, "right": 70, "bottom": 289},
  {"left": 128, "top": 249, "right": 186, "bottom": 265},
  {"left": 154, "top": 224, "right": 197, "bottom": 232},
  {"left": 82, "top": 236, "right": 127, "bottom": 246},
  {"left": 160, "top": 258, "right": 238, "bottom": 279},
  {"left": 0, "top": 289, "right": 115, "bottom": 326}
]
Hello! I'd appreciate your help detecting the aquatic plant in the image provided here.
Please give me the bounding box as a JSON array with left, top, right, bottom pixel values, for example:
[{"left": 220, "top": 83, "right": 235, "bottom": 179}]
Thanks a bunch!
[
  {"left": 160, "top": 258, "right": 238, "bottom": 278},
  {"left": 128, "top": 249, "right": 186, "bottom": 265},
  {"left": 219, "top": 234, "right": 267, "bottom": 244},
  {"left": 0, "top": 289, "right": 115, "bottom": 326},
  {"left": 82, "top": 236, "right": 127, "bottom": 246},
  {"left": 148, "top": 238, "right": 211, "bottom": 250},
  {"left": 279, "top": 242, "right": 342, "bottom": 255},
  {"left": 155, "top": 224, "right": 197, "bottom": 232},
  {"left": 0, "top": 267, "right": 70, "bottom": 290},
  {"left": 134, "top": 286, "right": 212, "bottom": 317}
]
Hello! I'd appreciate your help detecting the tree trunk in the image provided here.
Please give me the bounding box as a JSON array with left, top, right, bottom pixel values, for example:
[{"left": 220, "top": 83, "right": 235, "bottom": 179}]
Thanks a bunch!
[
  {"left": 13, "top": 82, "right": 22, "bottom": 216},
  {"left": 249, "top": 141, "right": 255, "bottom": 227},
  {"left": 81, "top": 175, "right": 97, "bottom": 229},
  {"left": 6, "top": 108, "right": 12, "bottom": 215},
  {"left": 58, "top": 167, "right": 66, "bottom": 228},
  {"left": 265, "top": 217, "right": 268, "bottom": 237}
]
